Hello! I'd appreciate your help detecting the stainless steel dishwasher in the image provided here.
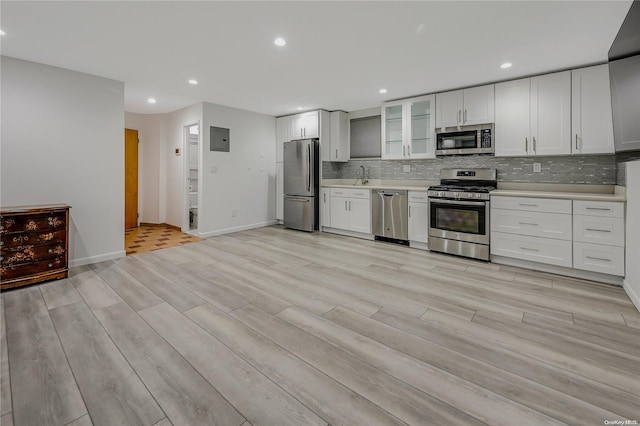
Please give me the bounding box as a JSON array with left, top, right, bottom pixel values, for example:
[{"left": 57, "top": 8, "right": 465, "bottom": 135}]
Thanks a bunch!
[{"left": 372, "top": 190, "right": 408, "bottom": 242}]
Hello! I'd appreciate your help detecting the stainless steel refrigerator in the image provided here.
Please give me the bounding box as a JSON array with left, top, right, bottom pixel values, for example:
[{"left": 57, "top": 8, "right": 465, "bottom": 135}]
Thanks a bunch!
[{"left": 283, "top": 138, "right": 319, "bottom": 232}]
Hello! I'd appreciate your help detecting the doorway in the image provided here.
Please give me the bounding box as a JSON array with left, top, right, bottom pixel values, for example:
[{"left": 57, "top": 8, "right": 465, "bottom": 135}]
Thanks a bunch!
[
  {"left": 185, "top": 123, "right": 200, "bottom": 234},
  {"left": 124, "top": 128, "right": 138, "bottom": 229}
]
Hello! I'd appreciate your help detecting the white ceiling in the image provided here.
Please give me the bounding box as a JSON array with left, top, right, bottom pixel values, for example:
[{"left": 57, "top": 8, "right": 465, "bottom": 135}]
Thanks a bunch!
[{"left": 0, "top": 1, "right": 632, "bottom": 117}]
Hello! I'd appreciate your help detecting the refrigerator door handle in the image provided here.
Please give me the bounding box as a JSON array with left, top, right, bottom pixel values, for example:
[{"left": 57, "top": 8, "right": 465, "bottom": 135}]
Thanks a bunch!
[{"left": 307, "top": 144, "right": 311, "bottom": 193}]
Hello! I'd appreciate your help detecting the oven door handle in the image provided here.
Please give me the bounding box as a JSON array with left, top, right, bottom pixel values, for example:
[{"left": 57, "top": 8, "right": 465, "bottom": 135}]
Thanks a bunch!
[{"left": 429, "top": 198, "right": 487, "bottom": 207}]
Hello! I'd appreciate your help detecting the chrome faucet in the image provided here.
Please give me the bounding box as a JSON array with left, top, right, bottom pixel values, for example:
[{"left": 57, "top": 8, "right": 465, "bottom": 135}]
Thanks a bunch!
[{"left": 358, "top": 165, "right": 368, "bottom": 185}]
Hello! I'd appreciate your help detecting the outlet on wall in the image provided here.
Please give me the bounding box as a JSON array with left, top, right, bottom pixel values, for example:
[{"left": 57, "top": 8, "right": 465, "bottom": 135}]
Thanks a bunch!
[
  {"left": 403, "top": 165, "right": 411, "bottom": 173},
  {"left": 533, "top": 163, "right": 541, "bottom": 173}
]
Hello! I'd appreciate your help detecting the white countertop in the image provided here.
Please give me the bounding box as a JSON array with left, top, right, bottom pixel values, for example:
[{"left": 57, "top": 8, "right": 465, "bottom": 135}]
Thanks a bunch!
[
  {"left": 321, "top": 180, "right": 627, "bottom": 201},
  {"left": 491, "top": 189, "right": 626, "bottom": 202}
]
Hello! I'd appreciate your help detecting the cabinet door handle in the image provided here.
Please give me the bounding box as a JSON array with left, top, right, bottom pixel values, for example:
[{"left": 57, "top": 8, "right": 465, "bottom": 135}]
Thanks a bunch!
[
  {"left": 335, "top": 149, "right": 338, "bottom": 159},
  {"left": 585, "top": 207, "right": 612, "bottom": 211},
  {"left": 518, "top": 203, "right": 538, "bottom": 207},
  {"left": 518, "top": 222, "right": 538, "bottom": 226},
  {"left": 464, "top": 109, "right": 467, "bottom": 123},
  {"left": 409, "top": 205, "right": 411, "bottom": 217},
  {"left": 458, "top": 110, "right": 461, "bottom": 124},
  {"left": 345, "top": 201, "right": 347, "bottom": 211},
  {"left": 349, "top": 201, "right": 352, "bottom": 211},
  {"left": 586, "top": 228, "right": 611, "bottom": 233},
  {"left": 403, "top": 145, "right": 406, "bottom": 156},
  {"left": 533, "top": 136, "right": 537, "bottom": 153},
  {"left": 324, "top": 193, "right": 326, "bottom": 203},
  {"left": 575, "top": 134, "right": 579, "bottom": 151},
  {"left": 586, "top": 256, "right": 611, "bottom": 262},
  {"left": 408, "top": 145, "right": 411, "bottom": 156},
  {"left": 520, "top": 247, "right": 540, "bottom": 252},
  {"left": 525, "top": 137, "right": 528, "bottom": 152}
]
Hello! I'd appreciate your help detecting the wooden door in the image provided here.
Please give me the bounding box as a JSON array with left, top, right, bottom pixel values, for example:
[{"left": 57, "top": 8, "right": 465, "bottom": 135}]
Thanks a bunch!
[{"left": 124, "top": 128, "right": 138, "bottom": 229}]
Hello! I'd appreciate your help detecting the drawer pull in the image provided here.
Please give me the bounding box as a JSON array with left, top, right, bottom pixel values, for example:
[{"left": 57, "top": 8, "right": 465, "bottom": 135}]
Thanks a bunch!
[
  {"left": 585, "top": 207, "right": 612, "bottom": 211},
  {"left": 586, "top": 256, "right": 611, "bottom": 262},
  {"left": 520, "top": 247, "right": 540, "bottom": 252},
  {"left": 48, "top": 248, "right": 53, "bottom": 253},
  {"left": 518, "top": 222, "right": 538, "bottom": 226},
  {"left": 585, "top": 228, "right": 611, "bottom": 233},
  {"left": 518, "top": 203, "right": 538, "bottom": 207},
  {"left": 48, "top": 263, "right": 53, "bottom": 268}
]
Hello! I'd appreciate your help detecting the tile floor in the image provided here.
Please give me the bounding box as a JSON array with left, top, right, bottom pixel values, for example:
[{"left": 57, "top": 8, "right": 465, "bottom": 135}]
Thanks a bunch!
[{"left": 124, "top": 224, "right": 201, "bottom": 255}]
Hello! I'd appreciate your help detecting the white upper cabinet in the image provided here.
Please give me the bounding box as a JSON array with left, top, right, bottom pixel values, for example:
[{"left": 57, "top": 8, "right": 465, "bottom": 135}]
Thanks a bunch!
[
  {"left": 436, "top": 84, "right": 494, "bottom": 128},
  {"left": 290, "top": 111, "right": 319, "bottom": 140},
  {"left": 495, "top": 78, "right": 531, "bottom": 156},
  {"left": 571, "top": 64, "right": 615, "bottom": 154},
  {"left": 435, "top": 90, "right": 463, "bottom": 128},
  {"left": 495, "top": 71, "right": 571, "bottom": 157},
  {"left": 463, "top": 85, "right": 495, "bottom": 125},
  {"left": 276, "top": 116, "right": 290, "bottom": 163},
  {"left": 530, "top": 71, "right": 571, "bottom": 156},
  {"left": 382, "top": 95, "right": 435, "bottom": 159},
  {"left": 327, "top": 111, "right": 350, "bottom": 162}
]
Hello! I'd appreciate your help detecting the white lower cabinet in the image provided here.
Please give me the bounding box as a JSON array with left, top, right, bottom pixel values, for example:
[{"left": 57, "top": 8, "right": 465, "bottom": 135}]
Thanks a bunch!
[
  {"left": 492, "top": 196, "right": 626, "bottom": 278},
  {"left": 320, "top": 188, "right": 331, "bottom": 228},
  {"left": 408, "top": 191, "right": 428, "bottom": 243},
  {"left": 573, "top": 242, "right": 625, "bottom": 276},
  {"left": 329, "top": 188, "right": 371, "bottom": 234},
  {"left": 491, "top": 232, "right": 573, "bottom": 268},
  {"left": 572, "top": 200, "right": 625, "bottom": 276}
]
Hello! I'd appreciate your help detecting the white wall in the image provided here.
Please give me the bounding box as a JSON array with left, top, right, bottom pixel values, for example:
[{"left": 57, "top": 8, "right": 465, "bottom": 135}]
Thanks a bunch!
[
  {"left": 124, "top": 112, "right": 163, "bottom": 224},
  {"left": 200, "top": 102, "right": 276, "bottom": 237},
  {"left": 1, "top": 57, "right": 125, "bottom": 266},
  {"left": 624, "top": 159, "right": 640, "bottom": 312}
]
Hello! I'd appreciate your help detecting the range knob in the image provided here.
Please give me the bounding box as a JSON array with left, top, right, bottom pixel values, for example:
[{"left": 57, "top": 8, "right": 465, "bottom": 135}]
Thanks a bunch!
[
  {"left": 454, "top": 192, "right": 460, "bottom": 198},
  {"left": 466, "top": 193, "right": 473, "bottom": 198},
  {"left": 476, "top": 193, "right": 482, "bottom": 199}
]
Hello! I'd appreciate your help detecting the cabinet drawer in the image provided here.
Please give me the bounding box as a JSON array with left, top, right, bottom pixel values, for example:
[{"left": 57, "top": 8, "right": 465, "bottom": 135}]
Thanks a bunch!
[
  {"left": 0, "top": 257, "right": 65, "bottom": 281},
  {"left": 491, "top": 196, "right": 572, "bottom": 214},
  {"left": 349, "top": 189, "right": 370, "bottom": 199},
  {"left": 1, "top": 212, "right": 66, "bottom": 235},
  {"left": 573, "top": 215, "right": 624, "bottom": 247},
  {"left": 1, "top": 229, "right": 66, "bottom": 249},
  {"left": 491, "top": 209, "right": 572, "bottom": 241},
  {"left": 573, "top": 200, "right": 624, "bottom": 218},
  {"left": 1, "top": 242, "right": 66, "bottom": 266},
  {"left": 330, "top": 188, "right": 349, "bottom": 197},
  {"left": 491, "top": 232, "right": 572, "bottom": 267},
  {"left": 573, "top": 242, "right": 624, "bottom": 276},
  {"left": 408, "top": 191, "right": 428, "bottom": 203}
]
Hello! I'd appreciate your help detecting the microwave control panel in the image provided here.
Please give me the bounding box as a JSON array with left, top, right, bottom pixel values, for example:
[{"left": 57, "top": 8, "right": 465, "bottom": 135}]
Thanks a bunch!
[{"left": 480, "top": 129, "right": 492, "bottom": 148}]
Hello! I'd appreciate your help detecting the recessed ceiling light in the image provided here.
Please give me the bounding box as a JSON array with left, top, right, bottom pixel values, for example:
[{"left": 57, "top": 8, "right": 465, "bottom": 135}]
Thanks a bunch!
[
  {"left": 188, "top": 79, "right": 198, "bottom": 85},
  {"left": 297, "top": 107, "right": 304, "bottom": 111},
  {"left": 147, "top": 98, "right": 157, "bottom": 104},
  {"left": 379, "top": 88, "right": 388, "bottom": 94},
  {"left": 0, "top": 30, "right": 5, "bottom": 36},
  {"left": 501, "top": 62, "right": 513, "bottom": 69},
  {"left": 274, "top": 37, "right": 286, "bottom": 47}
]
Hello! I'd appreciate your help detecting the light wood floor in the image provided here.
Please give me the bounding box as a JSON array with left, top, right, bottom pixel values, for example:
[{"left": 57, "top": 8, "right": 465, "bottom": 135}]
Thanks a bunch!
[{"left": 2, "top": 225, "right": 639, "bottom": 426}]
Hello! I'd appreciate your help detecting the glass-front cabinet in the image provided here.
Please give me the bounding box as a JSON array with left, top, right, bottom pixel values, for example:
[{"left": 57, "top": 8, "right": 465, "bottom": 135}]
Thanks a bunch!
[{"left": 382, "top": 95, "right": 435, "bottom": 159}]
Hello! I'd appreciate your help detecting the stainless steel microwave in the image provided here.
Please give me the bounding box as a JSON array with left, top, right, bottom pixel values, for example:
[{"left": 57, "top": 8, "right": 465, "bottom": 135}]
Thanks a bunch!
[{"left": 435, "top": 124, "right": 494, "bottom": 156}]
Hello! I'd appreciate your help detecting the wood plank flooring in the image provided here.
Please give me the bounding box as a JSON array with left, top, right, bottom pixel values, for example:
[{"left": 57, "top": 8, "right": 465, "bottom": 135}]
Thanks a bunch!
[{"left": 1, "top": 225, "right": 639, "bottom": 425}]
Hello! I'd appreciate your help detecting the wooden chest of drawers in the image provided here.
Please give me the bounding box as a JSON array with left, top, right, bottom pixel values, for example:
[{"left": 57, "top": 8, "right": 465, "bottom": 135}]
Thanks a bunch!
[{"left": 1, "top": 204, "right": 70, "bottom": 290}]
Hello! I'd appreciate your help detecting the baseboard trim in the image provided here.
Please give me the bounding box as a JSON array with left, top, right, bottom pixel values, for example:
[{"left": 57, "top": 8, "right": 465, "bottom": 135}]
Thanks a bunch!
[
  {"left": 491, "top": 255, "right": 624, "bottom": 286},
  {"left": 69, "top": 250, "right": 126, "bottom": 268},
  {"left": 198, "top": 221, "right": 278, "bottom": 238},
  {"left": 409, "top": 241, "right": 429, "bottom": 251},
  {"left": 623, "top": 279, "right": 640, "bottom": 312},
  {"left": 321, "top": 227, "right": 375, "bottom": 240}
]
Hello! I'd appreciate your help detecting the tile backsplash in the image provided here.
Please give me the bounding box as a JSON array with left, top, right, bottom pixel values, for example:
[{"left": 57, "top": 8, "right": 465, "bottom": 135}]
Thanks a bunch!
[{"left": 323, "top": 154, "right": 619, "bottom": 185}]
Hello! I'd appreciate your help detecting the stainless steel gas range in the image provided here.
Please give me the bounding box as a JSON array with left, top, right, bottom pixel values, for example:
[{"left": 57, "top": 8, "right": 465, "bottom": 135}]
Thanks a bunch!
[{"left": 427, "top": 169, "right": 497, "bottom": 261}]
